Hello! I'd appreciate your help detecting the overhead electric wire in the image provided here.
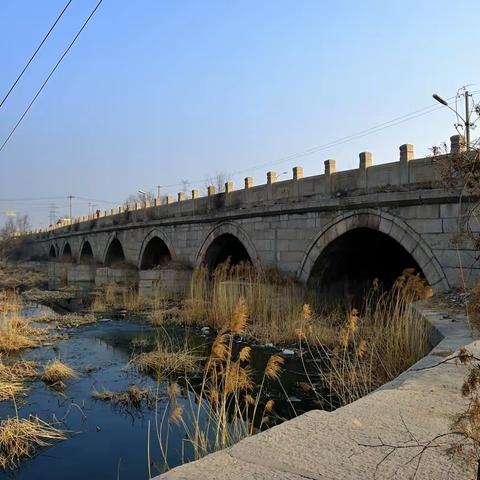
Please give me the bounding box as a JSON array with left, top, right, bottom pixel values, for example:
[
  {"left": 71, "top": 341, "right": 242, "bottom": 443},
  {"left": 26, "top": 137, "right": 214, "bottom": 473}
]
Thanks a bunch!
[
  {"left": 0, "top": 0, "right": 73, "bottom": 109},
  {"left": 0, "top": 0, "right": 103, "bottom": 153},
  {"left": 158, "top": 96, "right": 458, "bottom": 190}
]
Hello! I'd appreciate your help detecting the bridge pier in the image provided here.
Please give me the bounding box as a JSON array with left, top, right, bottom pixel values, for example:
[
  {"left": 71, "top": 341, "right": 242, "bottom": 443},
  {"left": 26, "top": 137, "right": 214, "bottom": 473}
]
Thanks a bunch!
[
  {"left": 48, "top": 262, "right": 68, "bottom": 289},
  {"left": 95, "top": 267, "right": 139, "bottom": 287},
  {"left": 67, "top": 264, "right": 96, "bottom": 289},
  {"left": 138, "top": 268, "right": 192, "bottom": 298}
]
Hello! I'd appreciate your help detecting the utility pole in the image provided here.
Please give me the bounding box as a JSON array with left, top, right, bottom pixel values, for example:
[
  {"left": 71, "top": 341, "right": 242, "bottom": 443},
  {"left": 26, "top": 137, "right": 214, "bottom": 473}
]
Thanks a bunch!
[{"left": 67, "top": 195, "right": 73, "bottom": 221}]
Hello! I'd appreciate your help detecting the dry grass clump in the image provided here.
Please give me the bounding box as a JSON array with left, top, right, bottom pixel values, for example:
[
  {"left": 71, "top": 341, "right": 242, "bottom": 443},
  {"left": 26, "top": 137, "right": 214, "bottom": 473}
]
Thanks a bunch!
[
  {"left": 0, "top": 382, "right": 27, "bottom": 402},
  {"left": 92, "top": 385, "right": 153, "bottom": 409},
  {"left": 41, "top": 359, "right": 77, "bottom": 389},
  {"left": 0, "top": 357, "right": 38, "bottom": 402},
  {"left": 0, "top": 415, "right": 66, "bottom": 470},
  {"left": 21, "top": 288, "right": 73, "bottom": 304},
  {"left": 31, "top": 312, "right": 96, "bottom": 329},
  {"left": 0, "top": 313, "right": 37, "bottom": 353},
  {"left": 0, "top": 359, "right": 37, "bottom": 383},
  {"left": 133, "top": 340, "right": 201, "bottom": 378}
]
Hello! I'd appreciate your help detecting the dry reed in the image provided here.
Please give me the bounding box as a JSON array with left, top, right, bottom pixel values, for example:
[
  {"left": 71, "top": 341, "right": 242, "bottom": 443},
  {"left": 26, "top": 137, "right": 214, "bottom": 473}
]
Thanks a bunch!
[{"left": 182, "top": 262, "right": 337, "bottom": 344}]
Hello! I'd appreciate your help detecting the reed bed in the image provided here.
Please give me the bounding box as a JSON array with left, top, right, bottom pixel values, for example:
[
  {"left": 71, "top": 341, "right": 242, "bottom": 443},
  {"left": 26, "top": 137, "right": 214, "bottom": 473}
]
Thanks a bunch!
[
  {"left": 298, "top": 269, "right": 433, "bottom": 406},
  {"left": 181, "top": 262, "right": 339, "bottom": 345}
]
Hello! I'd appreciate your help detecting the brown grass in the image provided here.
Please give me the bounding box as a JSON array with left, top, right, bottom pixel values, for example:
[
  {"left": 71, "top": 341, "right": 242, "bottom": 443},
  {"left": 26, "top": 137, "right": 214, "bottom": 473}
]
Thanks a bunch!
[
  {"left": 90, "top": 284, "right": 150, "bottom": 313},
  {"left": 0, "top": 358, "right": 38, "bottom": 402},
  {"left": 182, "top": 262, "right": 338, "bottom": 344},
  {"left": 298, "top": 269, "right": 433, "bottom": 406},
  {"left": 0, "top": 264, "right": 47, "bottom": 291},
  {"left": 132, "top": 340, "right": 201, "bottom": 378},
  {"left": 41, "top": 359, "right": 77, "bottom": 388},
  {"left": 92, "top": 385, "right": 153, "bottom": 409},
  {"left": 153, "top": 299, "right": 286, "bottom": 468},
  {"left": 21, "top": 288, "right": 74, "bottom": 304},
  {"left": 31, "top": 312, "right": 96, "bottom": 329},
  {"left": 0, "top": 313, "right": 37, "bottom": 353},
  {"left": 0, "top": 416, "right": 65, "bottom": 470}
]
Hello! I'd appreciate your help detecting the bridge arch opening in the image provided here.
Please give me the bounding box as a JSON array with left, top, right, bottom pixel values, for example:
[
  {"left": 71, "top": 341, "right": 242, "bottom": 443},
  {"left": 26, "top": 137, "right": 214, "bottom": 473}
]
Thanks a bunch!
[
  {"left": 203, "top": 233, "right": 251, "bottom": 272},
  {"left": 308, "top": 227, "right": 424, "bottom": 298},
  {"left": 105, "top": 238, "right": 126, "bottom": 267},
  {"left": 61, "top": 243, "right": 72, "bottom": 262},
  {"left": 140, "top": 237, "right": 172, "bottom": 270},
  {"left": 48, "top": 245, "right": 57, "bottom": 259},
  {"left": 80, "top": 241, "right": 94, "bottom": 264}
]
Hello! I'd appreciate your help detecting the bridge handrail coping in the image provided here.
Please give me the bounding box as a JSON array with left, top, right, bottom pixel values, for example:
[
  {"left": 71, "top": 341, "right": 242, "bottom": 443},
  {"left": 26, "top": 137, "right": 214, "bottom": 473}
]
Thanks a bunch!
[{"left": 31, "top": 135, "right": 466, "bottom": 236}]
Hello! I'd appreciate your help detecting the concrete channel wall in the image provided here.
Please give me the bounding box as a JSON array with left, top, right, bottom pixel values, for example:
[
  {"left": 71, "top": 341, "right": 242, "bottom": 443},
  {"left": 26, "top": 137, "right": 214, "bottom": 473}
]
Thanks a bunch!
[{"left": 155, "top": 306, "right": 477, "bottom": 480}]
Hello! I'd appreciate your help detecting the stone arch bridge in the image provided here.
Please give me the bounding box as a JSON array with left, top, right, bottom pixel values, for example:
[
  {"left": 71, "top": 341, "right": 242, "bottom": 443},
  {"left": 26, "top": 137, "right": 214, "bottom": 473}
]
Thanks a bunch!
[{"left": 31, "top": 138, "right": 479, "bottom": 294}]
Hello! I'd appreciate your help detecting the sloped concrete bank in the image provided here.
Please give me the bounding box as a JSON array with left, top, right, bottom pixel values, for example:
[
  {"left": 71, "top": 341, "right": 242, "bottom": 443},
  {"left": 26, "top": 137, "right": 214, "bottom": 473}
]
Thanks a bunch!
[{"left": 156, "top": 306, "right": 477, "bottom": 479}]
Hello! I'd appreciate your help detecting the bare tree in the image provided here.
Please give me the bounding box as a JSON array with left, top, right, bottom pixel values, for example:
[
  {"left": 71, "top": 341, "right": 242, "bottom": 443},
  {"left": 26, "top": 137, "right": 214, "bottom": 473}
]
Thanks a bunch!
[
  {"left": 203, "top": 171, "right": 231, "bottom": 194},
  {"left": 124, "top": 191, "right": 156, "bottom": 208}
]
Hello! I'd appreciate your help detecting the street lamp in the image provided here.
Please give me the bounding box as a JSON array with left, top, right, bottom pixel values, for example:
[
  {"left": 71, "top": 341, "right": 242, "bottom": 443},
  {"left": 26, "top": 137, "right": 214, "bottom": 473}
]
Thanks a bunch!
[{"left": 433, "top": 91, "right": 471, "bottom": 150}]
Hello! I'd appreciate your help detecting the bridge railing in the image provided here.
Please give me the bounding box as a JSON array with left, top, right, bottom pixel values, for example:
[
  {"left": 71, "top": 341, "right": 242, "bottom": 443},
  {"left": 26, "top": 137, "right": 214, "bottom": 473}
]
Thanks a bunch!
[{"left": 31, "top": 135, "right": 465, "bottom": 237}]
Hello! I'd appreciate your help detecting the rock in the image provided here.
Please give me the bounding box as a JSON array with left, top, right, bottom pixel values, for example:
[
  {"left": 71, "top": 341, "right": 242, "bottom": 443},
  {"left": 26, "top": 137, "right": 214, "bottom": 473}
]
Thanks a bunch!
[
  {"left": 282, "top": 348, "right": 295, "bottom": 356},
  {"left": 201, "top": 327, "right": 210, "bottom": 334},
  {"left": 264, "top": 342, "right": 274, "bottom": 348}
]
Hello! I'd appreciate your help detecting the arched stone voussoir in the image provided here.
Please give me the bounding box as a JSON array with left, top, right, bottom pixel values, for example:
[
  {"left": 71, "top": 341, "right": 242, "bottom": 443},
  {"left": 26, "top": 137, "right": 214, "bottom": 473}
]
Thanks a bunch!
[
  {"left": 297, "top": 209, "right": 448, "bottom": 290},
  {"left": 195, "top": 222, "right": 258, "bottom": 268},
  {"left": 137, "top": 228, "right": 176, "bottom": 269}
]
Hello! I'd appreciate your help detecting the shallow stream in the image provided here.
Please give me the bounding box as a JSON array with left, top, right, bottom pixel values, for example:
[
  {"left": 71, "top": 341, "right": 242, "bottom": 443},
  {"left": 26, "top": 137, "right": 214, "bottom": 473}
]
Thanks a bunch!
[{"left": 0, "top": 307, "right": 323, "bottom": 480}]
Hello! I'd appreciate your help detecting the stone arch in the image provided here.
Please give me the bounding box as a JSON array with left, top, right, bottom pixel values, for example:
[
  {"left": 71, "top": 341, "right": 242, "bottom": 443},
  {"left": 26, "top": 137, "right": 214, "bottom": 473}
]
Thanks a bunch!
[
  {"left": 61, "top": 242, "right": 72, "bottom": 261},
  {"left": 103, "top": 235, "right": 126, "bottom": 267},
  {"left": 48, "top": 244, "right": 58, "bottom": 259},
  {"left": 137, "top": 229, "right": 174, "bottom": 269},
  {"left": 297, "top": 209, "right": 448, "bottom": 292},
  {"left": 79, "top": 239, "right": 95, "bottom": 264},
  {"left": 196, "top": 222, "right": 258, "bottom": 271}
]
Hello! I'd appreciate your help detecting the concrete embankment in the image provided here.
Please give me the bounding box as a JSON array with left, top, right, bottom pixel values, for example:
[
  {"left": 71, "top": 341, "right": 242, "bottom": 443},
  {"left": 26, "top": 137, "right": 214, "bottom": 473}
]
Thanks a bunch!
[{"left": 156, "top": 307, "right": 476, "bottom": 479}]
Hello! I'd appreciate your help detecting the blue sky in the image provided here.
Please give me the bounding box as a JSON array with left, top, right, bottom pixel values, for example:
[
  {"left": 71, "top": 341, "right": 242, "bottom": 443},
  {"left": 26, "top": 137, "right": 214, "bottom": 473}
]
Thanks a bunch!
[{"left": 1, "top": 0, "right": 479, "bottom": 227}]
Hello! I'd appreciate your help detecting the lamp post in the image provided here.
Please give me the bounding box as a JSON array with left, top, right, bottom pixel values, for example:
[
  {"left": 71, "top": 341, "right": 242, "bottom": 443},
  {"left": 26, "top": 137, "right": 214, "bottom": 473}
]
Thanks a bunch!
[{"left": 433, "top": 91, "right": 472, "bottom": 151}]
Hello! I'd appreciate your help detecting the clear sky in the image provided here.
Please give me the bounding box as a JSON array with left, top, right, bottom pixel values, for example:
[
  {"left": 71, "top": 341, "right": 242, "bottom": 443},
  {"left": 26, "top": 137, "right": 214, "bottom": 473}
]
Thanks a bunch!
[{"left": 1, "top": 0, "right": 479, "bottom": 227}]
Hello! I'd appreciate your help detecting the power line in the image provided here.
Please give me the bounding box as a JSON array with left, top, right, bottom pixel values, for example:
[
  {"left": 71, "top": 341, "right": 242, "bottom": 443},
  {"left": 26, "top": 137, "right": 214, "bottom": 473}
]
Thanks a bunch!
[
  {"left": 0, "top": 0, "right": 73, "bottom": 109},
  {"left": 158, "top": 96, "right": 457, "bottom": 191},
  {"left": 0, "top": 0, "right": 104, "bottom": 153}
]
